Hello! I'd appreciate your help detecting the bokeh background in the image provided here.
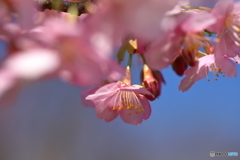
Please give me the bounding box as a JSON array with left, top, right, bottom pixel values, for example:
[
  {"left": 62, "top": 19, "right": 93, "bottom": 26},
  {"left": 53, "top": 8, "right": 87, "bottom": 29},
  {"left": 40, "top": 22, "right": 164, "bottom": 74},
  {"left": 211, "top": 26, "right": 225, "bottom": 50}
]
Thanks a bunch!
[{"left": 0, "top": 0, "right": 239, "bottom": 160}]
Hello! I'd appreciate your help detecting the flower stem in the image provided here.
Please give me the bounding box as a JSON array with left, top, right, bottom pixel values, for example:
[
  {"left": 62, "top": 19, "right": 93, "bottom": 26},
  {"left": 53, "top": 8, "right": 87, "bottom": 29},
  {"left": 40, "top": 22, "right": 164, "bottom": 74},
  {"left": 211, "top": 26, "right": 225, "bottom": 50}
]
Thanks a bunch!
[
  {"left": 127, "top": 53, "right": 133, "bottom": 68},
  {"left": 140, "top": 54, "right": 147, "bottom": 64}
]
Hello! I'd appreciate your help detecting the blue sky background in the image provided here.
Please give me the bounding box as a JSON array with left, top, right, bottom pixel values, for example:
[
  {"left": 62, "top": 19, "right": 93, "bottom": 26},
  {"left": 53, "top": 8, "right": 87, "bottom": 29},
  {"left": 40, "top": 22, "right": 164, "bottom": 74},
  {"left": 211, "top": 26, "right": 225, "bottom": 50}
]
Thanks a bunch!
[{"left": 0, "top": 1, "right": 239, "bottom": 160}]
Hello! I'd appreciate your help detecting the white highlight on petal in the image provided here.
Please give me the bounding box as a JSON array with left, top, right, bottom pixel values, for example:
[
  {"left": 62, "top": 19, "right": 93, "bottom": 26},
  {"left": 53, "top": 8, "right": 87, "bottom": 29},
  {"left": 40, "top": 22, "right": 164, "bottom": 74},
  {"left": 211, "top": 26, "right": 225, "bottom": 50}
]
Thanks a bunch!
[
  {"left": 233, "top": 32, "right": 240, "bottom": 41},
  {"left": 5, "top": 49, "right": 60, "bottom": 80},
  {"left": 232, "top": 25, "right": 240, "bottom": 32}
]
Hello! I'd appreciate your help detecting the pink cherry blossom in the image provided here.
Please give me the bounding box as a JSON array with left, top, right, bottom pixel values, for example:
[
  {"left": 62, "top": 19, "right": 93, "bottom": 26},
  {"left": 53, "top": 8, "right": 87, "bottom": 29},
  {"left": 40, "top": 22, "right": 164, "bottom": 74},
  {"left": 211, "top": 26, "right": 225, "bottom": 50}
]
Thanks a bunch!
[
  {"left": 179, "top": 54, "right": 237, "bottom": 92},
  {"left": 0, "top": 8, "right": 125, "bottom": 104},
  {"left": 145, "top": 10, "right": 216, "bottom": 70},
  {"left": 0, "top": 0, "right": 37, "bottom": 28},
  {"left": 214, "top": 33, "right": 240, "bottom": 73},
  {"left": 29, "top": 16, "right": 125, "bottom": 86},
  {"left": 86, "top": 82, "right": 153, "bottom": 125},
  {"left": 209, "top": 0, "right": 240, "bottom": 60},
  {"left": 83, "top": 0, "right": 180, "bottom": 44},
  {"left": 0, "top": 48, "right": 60, "bottom": 106},
  {"left": 209, "top": 0, "right": 235, "bottom": 33}
]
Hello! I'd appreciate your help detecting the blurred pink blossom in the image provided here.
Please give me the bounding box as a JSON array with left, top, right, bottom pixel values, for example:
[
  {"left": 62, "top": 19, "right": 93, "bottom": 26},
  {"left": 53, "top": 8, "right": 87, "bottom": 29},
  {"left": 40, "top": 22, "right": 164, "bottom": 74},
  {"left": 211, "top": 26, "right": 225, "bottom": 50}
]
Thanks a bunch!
[
  {"left": 146, "top": 10, "right": 216, "bottom": 70},
  {"left": 0, "top": 0, "right": 37, "bottom": 28},
  {"left": 209, "top": 0, "right": 240, "bottom": 60},
  {"left": 29, "top": 16, "right": 125, "bottom": 86},
  {"left": 0, "top": 48, "right": 60, "bottom": 105},
  {"left": 83, "top": 0, "right": 180, "bottom": 45}
]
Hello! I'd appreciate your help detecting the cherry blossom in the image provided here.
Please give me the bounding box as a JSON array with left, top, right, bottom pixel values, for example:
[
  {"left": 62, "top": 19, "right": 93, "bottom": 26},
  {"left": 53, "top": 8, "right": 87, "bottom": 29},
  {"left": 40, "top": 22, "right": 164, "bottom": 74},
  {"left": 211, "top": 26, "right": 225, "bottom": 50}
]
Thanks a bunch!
[
  {"left": 0, "top": 48, "right": 60, "bottom": 105},
  {"left": 28, "top": 15, "right": 125, "bottom": 86},
  {"left": 145, "top": 10, "right": 216, "bottom": 70},
  {"left": 179, "top": 54, "right": 238, "bottom": 92},
  {"left": 0, "top": 0, "right": 240, "bottom": 124},
  {"left": 86, "top": 82, "right": 153, "bottom": 125},
  {"left": 209, "top": 0, "right": 240, "bottom": 60}
]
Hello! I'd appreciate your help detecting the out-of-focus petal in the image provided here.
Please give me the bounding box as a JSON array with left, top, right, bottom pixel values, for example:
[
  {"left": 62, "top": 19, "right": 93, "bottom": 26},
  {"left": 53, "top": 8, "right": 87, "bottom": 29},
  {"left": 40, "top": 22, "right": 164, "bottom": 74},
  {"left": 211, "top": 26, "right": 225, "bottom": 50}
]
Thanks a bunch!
[
  {"left": 5, "top": 49, "right": 60, "bottom": 80},
  {"left": 209, "top": 0, "right": 233, "bottom": 32},
  {"left": 0, "top": 69, "right": 22, "bottom": 106},
  {"left": 211, "top": 0, "right": 233, "bottom": 19},
  {"left": 146, "top": 39, "right": 180, "bottom": 70},
  {"left": 182, "top": 11, "right": 216, "bottom": 33},
  {"left": 216, "top": 57, "right": 237, "bottom": 77},
  {"left": 233, "top": 1, "right": 240, "bottom": 13}
]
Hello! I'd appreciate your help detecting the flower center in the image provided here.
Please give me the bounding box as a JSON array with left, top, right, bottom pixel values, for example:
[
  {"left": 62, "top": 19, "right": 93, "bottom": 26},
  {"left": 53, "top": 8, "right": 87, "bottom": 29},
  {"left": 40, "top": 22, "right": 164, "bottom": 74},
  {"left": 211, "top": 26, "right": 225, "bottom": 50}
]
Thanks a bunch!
[
  {"left": 112, "top": 91, "right": 144, "bottom": 115},
  {"left": 182, "top": 33, "right": 212, "bottom": 54},
  {"left": 207, "top": 63, "right": 225, "bottom": 81}
]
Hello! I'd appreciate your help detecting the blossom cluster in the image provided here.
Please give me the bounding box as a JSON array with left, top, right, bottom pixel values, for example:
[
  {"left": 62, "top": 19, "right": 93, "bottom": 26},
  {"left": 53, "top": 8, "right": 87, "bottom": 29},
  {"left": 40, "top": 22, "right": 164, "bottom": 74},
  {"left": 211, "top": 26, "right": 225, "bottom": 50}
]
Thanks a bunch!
[{"left": 0, "top": 0, "right": 239, "bottom": 125}]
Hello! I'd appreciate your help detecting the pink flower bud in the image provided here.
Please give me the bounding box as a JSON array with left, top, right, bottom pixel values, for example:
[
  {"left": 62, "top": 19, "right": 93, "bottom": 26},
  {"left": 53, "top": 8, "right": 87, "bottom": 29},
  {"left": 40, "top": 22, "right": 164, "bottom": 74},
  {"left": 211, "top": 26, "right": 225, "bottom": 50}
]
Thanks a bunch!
[
  {"left": 141, "top": 64, "right": 164, "bottom": 101},
  {"left": 121, "top": 66, "right": 131, "bottom": 85}
]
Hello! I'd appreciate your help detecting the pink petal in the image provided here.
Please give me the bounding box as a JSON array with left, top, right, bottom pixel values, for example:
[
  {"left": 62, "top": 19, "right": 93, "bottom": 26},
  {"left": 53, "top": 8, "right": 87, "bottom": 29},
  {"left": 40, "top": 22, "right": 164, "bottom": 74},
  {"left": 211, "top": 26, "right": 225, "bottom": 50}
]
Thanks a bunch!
[
  {"left": 138, "top": 95, "right": 151, "bottom": 120},
  {"left": 182, "top": 11, "right": 216, "bottom": 33},
  {"left": 119, "top": 86, "right": 154, "bottom": 97},
  {"left": 81, "top": 86, "right": 100, "bottom": 107},
  {"left": 194, "top": 67, "right": 208, "bottom": 82},
  {"left": 119, "top": 109, "right": 144, "bottom": 125},
  {"left": 95, "top": 99, "right": 118, "bottom": 122},
  {"left": 0, "top": 70, "right": 20, "bottom": 106},
  {"left": 5, "top": 49, "right": 60, "bottom": 80},
  {"left": 95, "top": 82, "right": 119, "bottom": 94},
  {"left": 197, "top": 55, "right": 215, "bottom": 73},
  {"left": 179, "top": 67, "right": 207, "bottom": 92},
  {"left": 146, "top": 39, "right": 179, "bottom": 70},
  {"left": 233, "top": 1, "right": 240, "bottom": 13},
  {"left": 216, "top": 57, "right": 237, "bottom": 77},
  {"left": 106, "top": 61, "right": 125, "bottom": 81},
  {"left": 178, "top": 75, "right": 195, "bottom": 92},
  {"left": 183, "top": 62, "right": 198, "bottom": 76},
  {"left": 86, "top": 83, "right": 119, "bottom": 101},
  {"left": 0, "top": 70, "right": 15, "bottom": 97},
  {"left": 179, "top": 56, "right": 213, "bottom": 92},
  {"left": 212, "top": 0, "right": 233, "bottom": 19},
  {"left": 119, "top": 95, "right": 151, "bottom": 125},
  {"left": 209, "top": 0, "right": 233, "bottom": 32},
  {"left": 220, "top": 34, "right": 240, "bottom": 58}
]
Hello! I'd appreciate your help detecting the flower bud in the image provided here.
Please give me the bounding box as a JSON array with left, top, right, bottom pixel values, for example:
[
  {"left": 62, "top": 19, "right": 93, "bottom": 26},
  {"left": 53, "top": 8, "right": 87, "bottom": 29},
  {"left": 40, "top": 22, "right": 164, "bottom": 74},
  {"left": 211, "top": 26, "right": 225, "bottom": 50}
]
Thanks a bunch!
[
  {"left": 141, "top": 64, "right": 163, "bottom": 101},
  {"left": 127, "top": 39, "right": 137, "bottom": 54},
  {"left": 172, "top": 55, "right": 188, "bottom": 76},
  {"left": 181, "top": 49, "right": 198, "bottom": 67},
  {"left": 121, "top": 66, "right": 131, "bottom": 85}
]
